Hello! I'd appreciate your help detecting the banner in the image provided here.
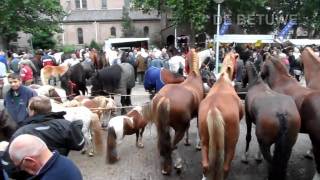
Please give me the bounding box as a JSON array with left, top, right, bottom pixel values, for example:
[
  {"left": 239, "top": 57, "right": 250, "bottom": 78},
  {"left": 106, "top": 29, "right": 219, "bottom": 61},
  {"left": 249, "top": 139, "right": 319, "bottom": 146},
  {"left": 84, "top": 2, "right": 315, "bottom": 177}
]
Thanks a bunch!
[
  {"left": 219, "top": 19, "right": 232, "bottom": 35},
  {"left": 278, "top": 20, "right": 297, "bottom": 39}
]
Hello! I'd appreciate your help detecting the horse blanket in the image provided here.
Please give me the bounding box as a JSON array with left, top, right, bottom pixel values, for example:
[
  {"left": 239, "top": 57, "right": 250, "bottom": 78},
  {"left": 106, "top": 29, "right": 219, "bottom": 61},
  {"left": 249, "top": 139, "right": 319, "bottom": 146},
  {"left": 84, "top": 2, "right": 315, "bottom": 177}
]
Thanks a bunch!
[{"left": 144, "top": 66, "right": 165, "bottom": 92}]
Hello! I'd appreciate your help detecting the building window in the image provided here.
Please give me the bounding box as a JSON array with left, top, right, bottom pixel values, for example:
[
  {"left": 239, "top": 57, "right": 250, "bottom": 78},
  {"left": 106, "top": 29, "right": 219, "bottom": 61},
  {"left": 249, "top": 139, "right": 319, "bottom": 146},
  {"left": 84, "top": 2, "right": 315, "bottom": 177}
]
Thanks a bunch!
[
  {"left": 101, "top": 0, "right": 107, "bottom": 8},
  {"left": 111, "top": 27, "right": 116, "bottom": 36},
  {"left": 75, "top": 0, "right": 87, "bottom": 9},
  {"left": 77, "top": 28, "right": 84, "bottom": 44},
  {"left": 143, "top": 26, "right": 149, "bottom": 37}
]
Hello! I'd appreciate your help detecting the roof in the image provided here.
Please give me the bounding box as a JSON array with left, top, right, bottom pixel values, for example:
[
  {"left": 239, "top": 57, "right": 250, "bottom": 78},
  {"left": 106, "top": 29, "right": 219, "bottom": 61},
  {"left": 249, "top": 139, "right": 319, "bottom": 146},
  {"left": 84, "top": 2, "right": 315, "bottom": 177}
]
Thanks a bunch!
[
  {"left": 63, "top": 9, "right": 160, "bottom": 22},
  {"left": 285, "top": 39, "right": 320, "bottom": 46}
]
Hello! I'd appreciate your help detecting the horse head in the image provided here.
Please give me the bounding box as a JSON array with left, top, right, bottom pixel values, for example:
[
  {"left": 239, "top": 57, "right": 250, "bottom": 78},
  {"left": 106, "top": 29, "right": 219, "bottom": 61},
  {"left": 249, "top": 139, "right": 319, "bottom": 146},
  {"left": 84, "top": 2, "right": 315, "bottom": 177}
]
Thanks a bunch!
[
  {"left": 221, "top": 52, "right": 239, "bottom": 81},
  {"left": 242, "top": 61, "right": 260, "bottom": 88},
  {"left": 92, "top": 96, "right": 117, "bottom": 128}
]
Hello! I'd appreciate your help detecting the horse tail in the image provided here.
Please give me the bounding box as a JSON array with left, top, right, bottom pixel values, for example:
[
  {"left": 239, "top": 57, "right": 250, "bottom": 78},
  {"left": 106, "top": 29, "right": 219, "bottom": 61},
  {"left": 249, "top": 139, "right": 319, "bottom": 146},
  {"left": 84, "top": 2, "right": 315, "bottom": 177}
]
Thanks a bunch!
[
  {"left": 271, "top": 112, "right": 291, "bottom": 180},
  {"left": 106, "top": 126, "right": 118, "bottom": 164},
  {"left": 90, "top": 113, "right": 103, "bottom": 155},
  {"left": 156, "top": 97, "right": 172, "bottom": 172},
  {"left": 207, "top": 108, "right": 225, "bottom": 180},
  {"left": 40, "top": 68, "right": 47, "bottom": 85}
]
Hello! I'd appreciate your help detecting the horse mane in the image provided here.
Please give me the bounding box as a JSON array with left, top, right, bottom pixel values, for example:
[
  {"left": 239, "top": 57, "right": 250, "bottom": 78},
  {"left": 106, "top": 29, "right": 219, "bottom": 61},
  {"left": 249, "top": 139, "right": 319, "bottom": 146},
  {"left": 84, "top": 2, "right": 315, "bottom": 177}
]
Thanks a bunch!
[
  {"left": 268, "top": 56, "right": 291, "bottom": 78},
  {"left": 244, "top": 61, "right": 264, "bottom": 87},
  {"left": 188, "top": 49, "right": 200, "bottom": 76}
]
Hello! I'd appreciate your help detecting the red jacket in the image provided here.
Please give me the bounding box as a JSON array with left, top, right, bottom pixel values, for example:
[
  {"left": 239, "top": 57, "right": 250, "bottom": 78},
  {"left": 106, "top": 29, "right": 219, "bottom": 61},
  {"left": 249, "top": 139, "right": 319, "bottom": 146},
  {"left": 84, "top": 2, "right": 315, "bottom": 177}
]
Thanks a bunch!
[{"left": 20, "top": 64, "right": 33, "bottom": 82}]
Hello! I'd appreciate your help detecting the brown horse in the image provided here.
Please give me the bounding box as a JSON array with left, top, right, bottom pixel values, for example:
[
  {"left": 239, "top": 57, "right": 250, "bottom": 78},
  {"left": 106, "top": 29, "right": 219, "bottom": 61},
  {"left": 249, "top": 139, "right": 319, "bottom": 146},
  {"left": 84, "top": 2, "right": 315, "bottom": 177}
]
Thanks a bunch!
[
  {"left": 261, "top": 55, "right": 320, "bottom": 180},
  {"left": 242, "top": 61, "right": 300, "bottom": 180},
  {"left": 106, "top": 106, "right": 148, "bottom": 163},
  {"left": 301, "top": 47, "right": 320, "bottom": 90},
  {"left": 40, "top": 64, "right": 69, "bottom": 85},
  {"left": 143, "top": 48, "right": 204, "bottom": 175},
  {"left": 198, "top": 52, "right": 243, "bottom": 180}
]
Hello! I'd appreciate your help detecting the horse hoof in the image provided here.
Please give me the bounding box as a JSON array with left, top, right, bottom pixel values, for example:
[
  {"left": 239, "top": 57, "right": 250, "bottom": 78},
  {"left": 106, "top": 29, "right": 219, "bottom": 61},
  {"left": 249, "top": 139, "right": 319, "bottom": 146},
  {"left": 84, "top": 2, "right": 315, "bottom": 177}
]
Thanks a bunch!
[
  {"left": 81, "top": 149, "right": 86, "bottom": 154},
  {"left": 241, "top": 156, "right": 249, "bottom": 164},
  {"left": 136, "top": 142, "right": 144, "bottom": 148},
  {"left": 195, "top": 145, "right": 201, "bottom": 151},
  {"left": 161, "top": 169, "right": 169, "bottom": 175},
  {"left": 175, "top": 167, "right": 182, "bottom": 175},
  {"left": 304, "top": 150, "right": 314, "bottom": 160},
  {"left": 255, "top": 157, "right": 263, "bottom": 163},
  {"left": 184, "top": 142, "right": 191, "bottom": 146},
  {"left": 88, "top": 152, "right": 94, "bottom": 157}
]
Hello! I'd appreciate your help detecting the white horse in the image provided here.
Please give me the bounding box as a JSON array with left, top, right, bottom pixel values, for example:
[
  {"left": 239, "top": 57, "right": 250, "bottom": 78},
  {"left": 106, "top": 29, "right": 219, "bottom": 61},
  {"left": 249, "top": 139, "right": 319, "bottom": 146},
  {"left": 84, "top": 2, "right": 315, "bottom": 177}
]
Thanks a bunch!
[
  {"left": 50, "top": 99, "right": 103, "bottom": 156},
  {"left": 30, "top": 84, "right": 67, "bottom": 103}
]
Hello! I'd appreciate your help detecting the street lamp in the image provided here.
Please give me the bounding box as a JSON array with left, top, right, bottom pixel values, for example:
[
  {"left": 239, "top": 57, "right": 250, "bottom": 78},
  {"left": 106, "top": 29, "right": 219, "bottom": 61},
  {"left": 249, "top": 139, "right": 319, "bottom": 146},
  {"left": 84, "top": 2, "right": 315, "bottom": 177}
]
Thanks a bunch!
[{"left": 214, "top": 0, "right": 224, "bottom": 74}]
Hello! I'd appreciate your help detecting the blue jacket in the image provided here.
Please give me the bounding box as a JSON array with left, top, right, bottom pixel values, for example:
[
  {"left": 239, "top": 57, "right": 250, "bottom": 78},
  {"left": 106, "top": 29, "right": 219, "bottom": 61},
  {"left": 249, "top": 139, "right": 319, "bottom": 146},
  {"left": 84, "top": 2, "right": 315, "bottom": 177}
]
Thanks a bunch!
[
  {"left": 28, "top": 151, "right": 82, "bottom": 180},
  {"left": 144, "top": 66, "right": 165, "bottom": 93},
  {"left": 4, "top": 86, "right": 37, "bottom": 126}
]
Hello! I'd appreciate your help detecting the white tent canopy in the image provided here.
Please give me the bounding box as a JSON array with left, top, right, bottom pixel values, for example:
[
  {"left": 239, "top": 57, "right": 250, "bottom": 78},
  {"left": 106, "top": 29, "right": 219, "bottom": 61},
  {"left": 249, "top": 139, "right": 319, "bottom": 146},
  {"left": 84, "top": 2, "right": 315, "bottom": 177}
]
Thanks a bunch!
[
  {"left": 285, "top": 39, "right": 320, "bottom": 46},
  {"left": 214, "top": 34, "right": 275, "bottom": 43},
  {"left": 104, "top": 38, "right": 149, "bottom": 50}
]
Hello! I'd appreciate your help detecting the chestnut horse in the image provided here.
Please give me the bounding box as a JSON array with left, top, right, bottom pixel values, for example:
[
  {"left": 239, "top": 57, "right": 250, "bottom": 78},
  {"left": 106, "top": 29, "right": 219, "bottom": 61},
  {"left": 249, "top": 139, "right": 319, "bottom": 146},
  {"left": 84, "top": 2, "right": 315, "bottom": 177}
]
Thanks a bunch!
[
  {"left": 40, "top": 64, "right": 69, "bottom": 85},
  {"left": 301, "top": 47, "right": 320, "bottom": 90},
  {"left": 241, "top": 61, "right": 300, "bottom": 180},
  {"left": 261, "top": 55, "right": 320, "bottom": 180},
  {"left": 106, "top": 106, "right": 148, "bottom": 163},
  {"left": 198, "top": 52, "right": 243, "bottom": 180},
  {"left": 143, "top": 48, "right": 204, "bottom": 175}
]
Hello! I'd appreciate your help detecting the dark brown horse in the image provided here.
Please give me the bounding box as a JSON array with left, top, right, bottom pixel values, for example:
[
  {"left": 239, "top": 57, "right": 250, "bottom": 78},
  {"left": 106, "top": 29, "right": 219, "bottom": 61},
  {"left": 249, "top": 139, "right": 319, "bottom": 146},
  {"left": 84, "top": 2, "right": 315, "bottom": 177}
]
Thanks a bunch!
[
  {"left": 198, "top": 52, "right": 243, "bottom": 180},
  {"left": 261, "top": 55, "right": 320, "bottom": 180},
  {"left": 242, "top": 61, "right": 300, "bottom": 180},
  {"left": 143, "top": 48, "right": 204, "bottom": 175},
  {"left": 106, "top": 106, "right": 148, "bottom": 163},
  {"left": 301, "top": 47, "right": 320, "bottom": 90}
]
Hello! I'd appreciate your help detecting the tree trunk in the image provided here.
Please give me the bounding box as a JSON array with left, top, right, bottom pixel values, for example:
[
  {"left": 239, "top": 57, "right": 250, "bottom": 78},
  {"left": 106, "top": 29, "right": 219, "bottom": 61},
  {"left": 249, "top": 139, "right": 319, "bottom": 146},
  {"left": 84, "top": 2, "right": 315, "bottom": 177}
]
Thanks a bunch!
[{"left": 0, "top": 36, "right": 8, "bottom": 50}]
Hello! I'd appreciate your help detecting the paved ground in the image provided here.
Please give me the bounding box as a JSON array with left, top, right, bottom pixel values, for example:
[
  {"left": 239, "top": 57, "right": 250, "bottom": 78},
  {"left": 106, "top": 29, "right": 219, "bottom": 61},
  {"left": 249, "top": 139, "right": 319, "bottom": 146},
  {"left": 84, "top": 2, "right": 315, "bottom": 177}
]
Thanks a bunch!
[{"left": 69, "top": 83, "right": 316, "bottom": 180}]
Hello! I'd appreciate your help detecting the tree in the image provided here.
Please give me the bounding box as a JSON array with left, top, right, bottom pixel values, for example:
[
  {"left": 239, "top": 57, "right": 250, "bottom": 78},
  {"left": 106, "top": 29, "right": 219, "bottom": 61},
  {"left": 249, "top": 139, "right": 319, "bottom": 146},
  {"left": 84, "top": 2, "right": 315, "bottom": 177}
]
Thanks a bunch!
[
  {"left": 122, "top": 6, "right": 136, "bottom": 37},
  {"left": 0, "top": 0, "right": 65, "bottom": 49},
  {"left": 31, "top": 30, "right": 56, "bottom": 49}
]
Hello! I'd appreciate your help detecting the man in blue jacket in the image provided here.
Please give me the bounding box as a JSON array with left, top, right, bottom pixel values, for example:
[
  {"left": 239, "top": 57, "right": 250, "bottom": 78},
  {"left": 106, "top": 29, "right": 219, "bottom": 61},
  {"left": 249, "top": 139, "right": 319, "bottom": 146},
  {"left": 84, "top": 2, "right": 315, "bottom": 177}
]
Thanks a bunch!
[
  {"left": 4, "top": 73, "right": 37, "bottom": 127},
  {"left": 9, "top": 134, "right": 83, "bottom": 180}
]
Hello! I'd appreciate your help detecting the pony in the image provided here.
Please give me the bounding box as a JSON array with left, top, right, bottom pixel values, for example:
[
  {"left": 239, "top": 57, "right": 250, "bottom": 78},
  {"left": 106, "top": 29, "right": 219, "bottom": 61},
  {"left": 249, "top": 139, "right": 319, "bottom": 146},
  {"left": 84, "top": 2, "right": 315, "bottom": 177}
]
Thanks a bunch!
[
  {"left": 0, "top": 109, "right": 18, "bottom": 141},
  {"left": 91, "top": 63, "right": 135, "bottom": 114},
  {"left": 40, "top": 64, "right": 69, "bottom": 85},
  {"left": 261, "top": 55, "right": 320, "bottom": 180},
  {"left": 143, "top": 48, "right": 204, "bottom": 175},
  {"left": 29, "top": 84, "right": 67, "bottom": 103},
  {"left": 106, "top": 106, "right": 148, "bottom": 163},
  {"left": 198, "top": 52, "right": 243, "bottom": 180},
  {"left": 50, "top": 100, "right": 103, "bottom": 156},
  {"left": 72, "top": 95, "right": 117, "bottom": 128},
  {"left": 241, "top": 61, "right": 300, "bottom": 180},
  {"left": 301, "top": 47, "right": 320, "bottom": 90}
]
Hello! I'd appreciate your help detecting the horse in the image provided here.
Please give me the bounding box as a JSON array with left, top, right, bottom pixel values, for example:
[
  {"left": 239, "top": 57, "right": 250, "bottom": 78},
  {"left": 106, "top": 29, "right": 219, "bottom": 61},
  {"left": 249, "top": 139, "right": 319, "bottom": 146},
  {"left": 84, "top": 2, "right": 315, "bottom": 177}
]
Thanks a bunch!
[
  {"left": 144, "top": 66, "right": 185, "bottom": 99},
  {"left": 0, "top": 109, "right": 18, "bottom": 142},
  {"left": 29, "top": 84, "right": 67, "bottom": 103},
  {"left": 241, "top": 61, "right": 300, "bottom": 180},
  {"left": 106, "top": 106, "right": 148, "bottom": 163},
  {"left": 40, "top": 64, "right": 69, "bottom": 85},
  {"left": 261, "top": 55, "right": 320, "bottom": 180},
  {"left": 198, "top": 52, "right": 243, "bottom": 180},
  {"left": 50, "top": 100, "right": 103, "bottom": 156},
  {"left": 142, "top": 48, "right": 204, "bottom": 175},
  {"left": 72, "top": 95, "right": 117, "bottom": 128},
  {"left": 60, "top": 63, "right": 87, "bottom": 97},
  {"left": 301, "top": 47, "right": 320, "bottom": 90},
  {"left": 91, "top": 63, "right": 135, "bottom": 114}
]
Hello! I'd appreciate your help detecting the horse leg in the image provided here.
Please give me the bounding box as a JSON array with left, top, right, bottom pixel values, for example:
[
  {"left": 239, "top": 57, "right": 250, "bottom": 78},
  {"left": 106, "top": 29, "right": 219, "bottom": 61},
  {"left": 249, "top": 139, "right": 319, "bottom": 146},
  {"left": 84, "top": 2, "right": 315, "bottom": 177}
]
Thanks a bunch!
[
  {"left": 241, "top": 117, "right": 252, "bottom": 163},
  {"left": 184, "top": 125, "right": 191, "bottom": 146},
  {"left": 172, "top": 129, "right": 187, "bottom": 172},
  {"left": 257, "top": 140, "right": 271, "bottom": 163},
  {"left": 136, "top": 127, "right": 145, "bottom": 148},
  {"left": 172, "top": 129, "right": 186, "bottom": 150},
  {"left": 120, "top": 96, "right": 126, "bottom": 115},
  {"left": 310, "top": 135, "right": 320, "bottom": 180},
  {"left": 126, "top": 88, "right": 132, "bottom": 106}
]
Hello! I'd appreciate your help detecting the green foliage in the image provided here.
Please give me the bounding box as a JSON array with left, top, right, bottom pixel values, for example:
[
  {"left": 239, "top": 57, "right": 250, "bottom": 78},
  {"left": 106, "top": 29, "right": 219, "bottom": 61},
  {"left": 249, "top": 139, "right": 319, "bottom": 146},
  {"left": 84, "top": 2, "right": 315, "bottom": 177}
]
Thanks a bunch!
[
  {"left": 0, "top": 0, "right": 65, "bottom": 47},
  {"left": 58, "top": 44, "right": 76, "bottom": 53},
  {"left": 122, "top": 6, "right": 136, "bottom": 37},
  {"left": 89, "top": 40, "right": 103, "bottom": 51},
  {"left": 31, "top": 30, "right": 56, "bottom": 49}
]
